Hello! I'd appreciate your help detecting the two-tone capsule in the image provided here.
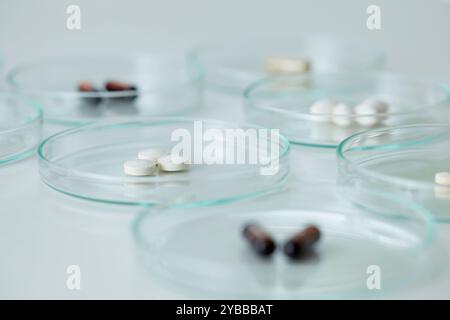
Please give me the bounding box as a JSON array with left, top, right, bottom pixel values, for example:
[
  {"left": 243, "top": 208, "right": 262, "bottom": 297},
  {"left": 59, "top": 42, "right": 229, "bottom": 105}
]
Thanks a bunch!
[
  {"left": 78, "top": 81, "right": 102, "bottom": 105},
  {"left": 242, "top": 223, "right": 276, "bottom": 257},
  {"left": 105, "top": 80, "right": 138, "bottom": 102},
  {"left": 284, "top": 225, "right": 321, "bottom": 259}
]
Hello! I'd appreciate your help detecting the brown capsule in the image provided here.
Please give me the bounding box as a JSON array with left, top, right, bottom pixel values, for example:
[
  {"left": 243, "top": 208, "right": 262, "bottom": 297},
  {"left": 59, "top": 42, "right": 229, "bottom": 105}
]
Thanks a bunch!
[
  {"left": 77, "top": 81, "right": 102, "bottom": 105},
  {"left": 105, "top": 80, "right": 138, "bottom": 102},
  {"left": 284, "top": 225, "right": 321, "bottom": 259},
  {"left": 242, "top": 223, "right": 276, "bottom": 256}
]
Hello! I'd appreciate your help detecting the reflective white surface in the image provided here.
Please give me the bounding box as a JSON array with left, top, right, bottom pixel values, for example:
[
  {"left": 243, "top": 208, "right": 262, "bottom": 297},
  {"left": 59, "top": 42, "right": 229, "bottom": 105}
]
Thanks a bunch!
[{"left": 0, "top": 0, "right": 450, "bottom": 299}]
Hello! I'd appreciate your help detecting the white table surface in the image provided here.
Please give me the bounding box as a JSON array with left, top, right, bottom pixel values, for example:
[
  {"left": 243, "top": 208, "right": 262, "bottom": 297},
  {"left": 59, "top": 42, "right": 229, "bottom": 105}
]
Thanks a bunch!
[{"left": 1, "top": 0, "right": 450, "bottom": 299}]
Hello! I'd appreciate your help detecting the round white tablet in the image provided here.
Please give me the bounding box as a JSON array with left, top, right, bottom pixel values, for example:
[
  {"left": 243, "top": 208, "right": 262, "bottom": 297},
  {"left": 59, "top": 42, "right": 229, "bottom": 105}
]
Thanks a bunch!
[
  {"left": 435, "top": 172, "right": 450, "bottom": 186},
  {"left": 123, "top": 159, "right": 158, "bottom": 176},
  {"left": 332, "top": 103, "right": 353, "bottom": 127},
  {"left": 309, "top": 99, "right": 337, "bottom": 123},
  {"left": 157, "top": 155, "right": 189, "bottom": 172},
  {"left": 354, "top": 98, "right": 389, "bottom": 128},
  {"left": 137, "top": 148, "right": 167, "bottom": 161}
]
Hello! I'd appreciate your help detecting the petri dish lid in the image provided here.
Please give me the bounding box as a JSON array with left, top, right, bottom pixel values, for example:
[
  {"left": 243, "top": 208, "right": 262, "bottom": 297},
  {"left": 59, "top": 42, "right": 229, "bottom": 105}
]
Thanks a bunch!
[
  {"left": 0, "top": 92, "right": 43, "bottom": 165},
  {"left": 337, "top": 124, "right": 450, "bottom": 221},
  {"left": 190, "top": 36, "right": 386, "bottom": 94},
  {"left": 6, "top": 52, "right": 203, "bottom": 125},
  {"left": 133, "top": 186, "right": 436, "bottom": 298},
  {"left": 38, "top": 118, "right": 290, "bottom": 207}
]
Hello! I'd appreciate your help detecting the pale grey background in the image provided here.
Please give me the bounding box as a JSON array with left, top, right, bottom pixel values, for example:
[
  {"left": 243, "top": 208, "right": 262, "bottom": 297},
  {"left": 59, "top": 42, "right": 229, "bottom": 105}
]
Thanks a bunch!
[{"left": 0, "top": 0, "right": 449, "bottom": 299}]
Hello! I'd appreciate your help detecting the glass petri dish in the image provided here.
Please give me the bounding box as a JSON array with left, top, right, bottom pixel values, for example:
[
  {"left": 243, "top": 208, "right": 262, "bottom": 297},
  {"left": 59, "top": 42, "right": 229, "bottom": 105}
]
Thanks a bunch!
[
  {"left": 133, "top": 187, "right": 436, "bottom": 298},
  {"left": 7, "top": 52, "right": 203, "bottom": 125},
  {"left": 190, "top": 36, "right": 385, "bottom": 94},
  {"left": 244, "top": 72, "right": 450, "bottom": 148},
  {"left": 338, "top": 124, "right": 450, "bottom": 222},
  {"left": 0, "top": 92, "right": 43, "bottom": 165},
  {"left": 38, "top": 118, "right": 290, "bottom": 206}
]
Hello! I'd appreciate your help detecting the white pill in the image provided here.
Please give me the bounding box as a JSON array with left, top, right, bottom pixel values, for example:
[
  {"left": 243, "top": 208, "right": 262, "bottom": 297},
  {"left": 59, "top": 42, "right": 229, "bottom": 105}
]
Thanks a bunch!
[
  {"left": 332, "top": 103, "right": 353, "bottom": 127},
  {"left": 157, "top": 155, "right": 189, "bottom": 172},
  {"left": 265, "top": 56, "right": 311, "bottom": 74},
  {"left": 123, "top": 159, "right": 158, "bottom": 176},
  {"left": 354, "top": 98, "right": 389, "bottom": 128},
  {"left": 309, "top": 99, "right": 337, "bottom": 123},
  {"left": 435, "top": 172, "right": 450, "bottom": 186},
  {"left": 137, "top": 148, "right": 167, "bottom": 161}
]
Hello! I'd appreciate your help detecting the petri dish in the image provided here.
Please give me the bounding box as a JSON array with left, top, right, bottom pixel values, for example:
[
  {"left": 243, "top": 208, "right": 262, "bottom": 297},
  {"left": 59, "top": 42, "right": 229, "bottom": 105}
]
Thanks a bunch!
[
  {"left": 7, "top": 52, "right": 203, "bottom": 125},
  {"left": 338, "top": 124, "right": 450, "bottom": 222},
  {"left": 244, "top": 72, "right": 450, "bottom": 148},
  {"left": 190, "top": 36, "right": 385, "bottom": 94},
  {"left": 133, "top": 187, "right": 436, "bottom": 298},
  {"left": 38, "top": 118, "right": 290, "bottom": 206},
  {"left": 0, "top": 92, "right": 43, "bottom": 165}
]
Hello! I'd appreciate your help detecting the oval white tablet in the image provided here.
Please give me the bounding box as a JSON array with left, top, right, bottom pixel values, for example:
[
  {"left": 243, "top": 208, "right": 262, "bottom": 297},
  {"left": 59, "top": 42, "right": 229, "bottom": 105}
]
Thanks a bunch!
[
  {"left": 309, "top": 99, "right": 336, "bottom": 123},
  {"left": 332, "top": 103, "right": 353, "bottom": 127},
  {"left": 157, "top": 155, "right": 189, "bottom": 172},
  {"left": 123, "top": 159, "right": 158, "bottom": 176},
  {"left": 355, "top": 98, "right": 389, "bottom": 128},
  {"left": 435, "top": 172, "right": 450, "bottom": 186},
  {"left": 137, "top": 148, "right": 167, "bottom": 161},
  {"left": 265, "top": 56, "right": 311, "bottom": 74}
]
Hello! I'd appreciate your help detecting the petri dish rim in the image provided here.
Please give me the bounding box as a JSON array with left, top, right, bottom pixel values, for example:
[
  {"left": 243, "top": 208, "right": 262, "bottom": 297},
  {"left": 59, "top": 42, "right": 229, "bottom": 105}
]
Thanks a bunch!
[
  {"left": 337, "top": 123, "right": 450, "bottom": 191},
  {"left": 6, "top": 53, "right": 204, "bottom": 99},
  {"left": 132, "top": 189, "right": 436, "bottom": 298},
  {"left": 38, "top": 117, "right": 291, "bottom": 207},
  {"left": 0, "top": 93, "right": 43, "bottom": 165}
]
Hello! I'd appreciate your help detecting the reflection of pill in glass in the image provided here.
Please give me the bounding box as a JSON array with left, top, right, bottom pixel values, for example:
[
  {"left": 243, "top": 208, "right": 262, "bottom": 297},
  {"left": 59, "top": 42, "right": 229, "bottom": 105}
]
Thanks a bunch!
[
  {"left": 434, "top": 185, "right": 450, "bottom": 199},
  {"left": 284, "top": 225, "right": 321, "bottom": 259},
  {"left": 157, "top": 155, "right": 189, "bottom": 172},
  {"left": 265, "top": 56, "right": 311, "bottom": 75},
  {"left": 123, "top": 159, "right": 158, "bottom": 176},
  {"left": 242, "top": 223, "right": 276, "bottom": 256},
  {"left": 309, "top": 99, "right": 336, "bottom": 123},
  {"left": 435, "top": 172, "right": 450, "bottom": 186},
  {"left": 332, "top": 103, "right": 353, "bottom": 127},
  {"left": 138, "top": 149, "right": 167, "bottom": 162}
]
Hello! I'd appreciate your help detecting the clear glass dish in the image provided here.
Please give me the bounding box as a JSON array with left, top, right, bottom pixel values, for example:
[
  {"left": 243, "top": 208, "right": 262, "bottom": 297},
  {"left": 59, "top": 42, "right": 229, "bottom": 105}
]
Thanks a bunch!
[
  {"left": 245, "top": 72, "right": 449, "bottom": 148},
  {"left": 38, "top": 118, "right": 290, "bottom": 206},
  {"left": 0, "top": 93, "right": 42, "bottom": 165},
  {"left": 338, "top": 124, "right": 450, "bottom": 222},
  {"left": 190, "top": 36, "right": 385, "bottom": 94},
  {"left": 133, "top": 186, "right": 436, "bottom": 298},
  {"left": 7, "top": 52, "right": 203, "bottom": 125}
]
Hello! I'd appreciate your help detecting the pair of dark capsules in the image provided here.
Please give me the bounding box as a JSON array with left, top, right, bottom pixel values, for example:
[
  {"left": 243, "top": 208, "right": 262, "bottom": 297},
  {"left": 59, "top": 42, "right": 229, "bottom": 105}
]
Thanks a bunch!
[
  {"left": 242, "top": 223, "right": 320, "bottom": 259},
  {"left": 78, "top": 80, "right": 138, "bottom": 105}
]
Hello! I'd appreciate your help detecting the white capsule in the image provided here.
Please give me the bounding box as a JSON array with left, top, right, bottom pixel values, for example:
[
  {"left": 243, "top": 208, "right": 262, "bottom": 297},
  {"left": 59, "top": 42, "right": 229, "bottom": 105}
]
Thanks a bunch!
[
  {"left": 157, "top": 155, "right": 189, "bottom": 172},
  {"left": 354, "top": 98, "right": 389, "bottom": 128},
  {"left": 124, "top": 159, "right": 158, "bottom": 176},
  {"left": 309, "top": 99, "right": 337, "bottom": 123},
  {"left": 332, "top": 103, "right": 353, "bottom": 127},
  {"left": 137, "top": 148, "right": 167, "bottom": 161},
  {"left": 435, "top": 172, "right": 450, "bottom": 186},
  {"left": 265, "top": 56, "right": 311, "bottom": 75}
]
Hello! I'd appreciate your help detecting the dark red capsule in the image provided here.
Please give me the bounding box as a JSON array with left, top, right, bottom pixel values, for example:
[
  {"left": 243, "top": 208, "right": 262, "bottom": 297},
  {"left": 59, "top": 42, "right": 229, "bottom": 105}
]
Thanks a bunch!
[
  {"left": 77, "top": 81, "right": 102, "bottom": 105},
  {"left": 105, "top": 80, "right": 138, "bottom": 102},
  {"left": 242, "top": 224, "right": 276, "bottom": 256},
  {"left": 284, "top": 225, "right": 321, "bottom": 259}
]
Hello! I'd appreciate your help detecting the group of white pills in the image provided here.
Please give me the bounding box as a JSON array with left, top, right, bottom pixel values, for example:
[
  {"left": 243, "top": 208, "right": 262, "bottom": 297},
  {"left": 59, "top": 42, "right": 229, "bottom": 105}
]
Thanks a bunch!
[
  {"left": 309, "top": 98, "right": 389, "bottom": 128},
  {"left": 123, "top": 148, "right": 189, "bottom": 176}
]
